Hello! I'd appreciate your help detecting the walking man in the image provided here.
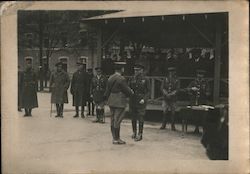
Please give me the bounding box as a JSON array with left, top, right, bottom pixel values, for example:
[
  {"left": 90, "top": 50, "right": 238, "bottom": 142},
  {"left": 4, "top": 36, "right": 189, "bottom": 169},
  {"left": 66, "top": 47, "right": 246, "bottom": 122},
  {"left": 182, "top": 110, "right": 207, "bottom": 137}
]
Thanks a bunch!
[
  {"left": 160, "top": 67, "right": 180, "bottom": 130},
  {"left": 128, "top": 63, "right": 150, "bottom": 141},
  {"left": 187, "top": 69, "right": 211, "bottom": 133},
  {"left": 20, "top": 59, "right": 38, "bottom": 116},
  {"left": 91, "top": 67, "right": 107, "bottom": 123},
  {"left": 50, "top": 62, "right": 70, "bottom": 118},
  {"left": 70, "top": 61, "right": 89, "bottom": 118},
  {"left": 104, "top": 62, "right": 134, "bottom": 145}
]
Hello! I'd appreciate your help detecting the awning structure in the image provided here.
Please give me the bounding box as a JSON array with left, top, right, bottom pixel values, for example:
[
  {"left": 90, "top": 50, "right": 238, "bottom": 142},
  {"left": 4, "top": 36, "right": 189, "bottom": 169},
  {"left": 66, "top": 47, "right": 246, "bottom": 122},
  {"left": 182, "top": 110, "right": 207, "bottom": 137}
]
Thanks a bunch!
[{"left": 81, "top": 10, "right": 228, "bottom": 105}]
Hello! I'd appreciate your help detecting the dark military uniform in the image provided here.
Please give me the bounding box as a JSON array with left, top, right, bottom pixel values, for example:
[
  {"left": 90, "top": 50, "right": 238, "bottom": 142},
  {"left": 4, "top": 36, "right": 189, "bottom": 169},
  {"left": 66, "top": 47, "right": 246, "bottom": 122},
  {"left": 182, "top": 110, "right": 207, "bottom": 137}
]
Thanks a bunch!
[
  {"left": 128, "top": 64, "right": 150, "bottom": 141},
  {"left": 91, "top": 70, "right": 107, "bottom": 123},
  {"left": 161, "top": 67, "right": 180, "bottom": 130},
  {"left": 104, "top": 62, "right": 134, "bottom": 144},
  {"left": 21, "top": 67, "right": 38, "bottom": 116},
  {"left": 70, "top": 68, "right": 89, "bottom": 118},
  {"left": 50, "top": 62, "right": 70, "bottom": 117},
  {"left": 18, "top": 67, "right": 24, "bottom": 111},
  {"left": 187, "top": 69, "right": 211, "bottom": 133},
  {"left": 87, "top": 69, "right": 95, "bottom": 116}
]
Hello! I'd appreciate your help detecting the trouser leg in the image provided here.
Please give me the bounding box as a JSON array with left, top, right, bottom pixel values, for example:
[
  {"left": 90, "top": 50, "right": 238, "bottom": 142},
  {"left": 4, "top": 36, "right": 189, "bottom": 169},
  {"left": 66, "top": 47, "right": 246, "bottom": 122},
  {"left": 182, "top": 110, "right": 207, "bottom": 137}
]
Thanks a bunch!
[
  {"left": 56, "top": 104, "right": 60, "bottom": 116},
  {"left": 99, "top": 108, "right": 104, "bottom": 123},
  {"left": 160, "top": 111, "right": 167, "bottom": 129},
  {"left": 131, "top": 109, "right": 137, "bottom": 139},
  {"left": 88, "top": 102, "right": 91, "bottom": 115},
  {"left": 135, "top": 114, "right": 144, "bottom": 141},
  {"left": 74, "top": 106, "right": 79, "bottom": 117},
  {"left": 113, "top": 108, "right": 126, "bottom": 144},
  {"left": 24, "top": 108, "right": 29, "bottom": 116},
  {"left": 60, "top": 104, "right": 64, "bottom": 117},
  {"left": 92, "top": 102, "right": 95, "bottom": 115},
  {"left": 29, "top": 108, "right": 32, "bottom": 116},
  {"left": 81, "top": 105, "right": 85, "bottom": 118},
  {"left": 171, "top": 108, "right": 176, "bottom": 131}
]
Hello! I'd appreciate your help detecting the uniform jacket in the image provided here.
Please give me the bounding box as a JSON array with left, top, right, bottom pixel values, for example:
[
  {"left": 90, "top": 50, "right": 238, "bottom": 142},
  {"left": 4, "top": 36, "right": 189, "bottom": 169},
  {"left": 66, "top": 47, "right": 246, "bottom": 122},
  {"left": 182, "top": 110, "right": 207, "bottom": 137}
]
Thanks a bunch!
[
  {"left": 128, "top": 75, "right": 150, "bottom": 109},
  {"left": 188, "top": 78, "right": 211, "bottom": 105},
  {"left": 91, "top": 74, "right": 107, "bottom": 103},
  {"left": 70, "top": 70, "right": 89, "bottom": 106},
  {"left": 21, "top": 68, "right": 38, "bottom": 108},
  {"left": 161, "top": 76, "right": 180, "bottom": 102},
  {"left": 50, "top": 70, "right": 70, "bottom": 104},
  {"left": 105, "top": 72, "right": 133, "bottom": 108}
]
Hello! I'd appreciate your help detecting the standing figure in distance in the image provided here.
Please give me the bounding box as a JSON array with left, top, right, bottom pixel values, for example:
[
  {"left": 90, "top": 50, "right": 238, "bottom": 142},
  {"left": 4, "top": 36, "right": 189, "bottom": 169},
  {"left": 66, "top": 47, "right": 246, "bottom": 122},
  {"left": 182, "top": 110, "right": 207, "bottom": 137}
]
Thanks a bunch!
[
  {"left": 104, "top": 62, "right": 134, "bottom": 145},
  {"left": 188, "top": 69, "right": 211, "bottom": 134},
  {"left": 21, "top": 59, "right": 38, "bottom": 116},
  {"left": 91, "top": 67, "right": 107, "bottom": 123},
  {"left": 128, "top": 63, "right": 150, "bottom": 141},
  {"left": 70, "top": 61, "right": 89, "bottom": 118},
  {"left": 160, "top": 67, "right": 180, "bottom": 130},
  {"left": 50, "top": 62, "right": 70, "bottom": 118},
  {"left": 87, "top": 68, "right": 95, "bottom": 116},
  {"left": 18, "top": 65, "right": 24, "bottom": 112}
]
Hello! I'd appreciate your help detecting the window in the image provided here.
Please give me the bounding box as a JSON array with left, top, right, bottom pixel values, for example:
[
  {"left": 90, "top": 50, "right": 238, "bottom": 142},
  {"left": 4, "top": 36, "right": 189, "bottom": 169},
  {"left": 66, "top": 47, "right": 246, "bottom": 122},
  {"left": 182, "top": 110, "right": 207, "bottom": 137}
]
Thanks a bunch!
[{"left": 78, "top": 56, "right": 88, "bottom": 65}]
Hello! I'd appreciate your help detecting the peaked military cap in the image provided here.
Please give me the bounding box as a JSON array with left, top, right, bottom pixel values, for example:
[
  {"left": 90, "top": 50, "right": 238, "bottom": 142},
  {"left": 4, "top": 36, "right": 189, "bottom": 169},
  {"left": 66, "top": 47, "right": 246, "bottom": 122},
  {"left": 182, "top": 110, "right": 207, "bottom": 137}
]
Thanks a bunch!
[
  {"left": 196, "top": 69, "right": 206, "bottom": 74},
  {"left": 167, "top": 67, "right": 176, "bottom": 71},
  {"left": 134, "top": 63, "right": 145, "bottom": 70},
  {"left": 114, "top": 61, "right": 126, "bottom": 70},
  {"left": 55, "top": 62, "right": 63, "bottom": 67}
]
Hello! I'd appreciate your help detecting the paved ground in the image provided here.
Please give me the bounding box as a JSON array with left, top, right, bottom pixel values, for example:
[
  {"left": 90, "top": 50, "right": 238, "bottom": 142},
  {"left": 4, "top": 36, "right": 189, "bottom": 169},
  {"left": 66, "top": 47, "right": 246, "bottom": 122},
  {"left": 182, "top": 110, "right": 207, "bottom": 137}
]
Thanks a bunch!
[{"left": 3, "top": 92, "right": 208, "bottom": 173}]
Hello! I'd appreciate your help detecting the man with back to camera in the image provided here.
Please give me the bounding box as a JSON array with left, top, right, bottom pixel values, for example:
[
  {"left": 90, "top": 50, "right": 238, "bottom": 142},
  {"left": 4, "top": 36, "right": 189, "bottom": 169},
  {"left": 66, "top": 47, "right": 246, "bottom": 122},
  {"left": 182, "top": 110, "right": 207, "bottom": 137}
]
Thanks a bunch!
[
  {"left": 50, "top": 62, "right": 70, "bottom": 118},
  {"left": 128, "top": 63, "right": 150, "bottom": 141},
  {"left": 104, "top": 62, "right": 134, "bottom": 145}
]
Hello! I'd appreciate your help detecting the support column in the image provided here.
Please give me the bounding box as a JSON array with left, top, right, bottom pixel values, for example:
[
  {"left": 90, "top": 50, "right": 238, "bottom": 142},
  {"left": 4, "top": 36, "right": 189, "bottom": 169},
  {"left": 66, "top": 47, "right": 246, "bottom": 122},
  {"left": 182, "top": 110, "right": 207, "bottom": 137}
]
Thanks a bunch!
[
  {"left": 96, "top": 28, "right": 102, "bottom": 68},
  {"left": 213, "top": 19, "right": 222, "bottom": 105}
]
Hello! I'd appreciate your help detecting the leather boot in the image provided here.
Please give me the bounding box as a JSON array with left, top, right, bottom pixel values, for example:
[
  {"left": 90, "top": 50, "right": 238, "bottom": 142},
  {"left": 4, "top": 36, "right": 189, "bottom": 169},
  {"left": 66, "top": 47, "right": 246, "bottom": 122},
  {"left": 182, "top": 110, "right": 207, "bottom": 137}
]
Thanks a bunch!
[
  {"left": 117, "top": 127, "right": 126, "bottom": 144},
  {"left": 171, "top": 112, "right": 176, "bottom": 131},
  {"left": 99, "top": 109, "right": 105, "bottom": 123},
  {"left": 135, "top": 122, "right": 143, "bottom": 141},
  {"left": 24, "top": 109, "right": 29, "bottom": 116},
  {"left": 55, "top": 104, "right": 60, "bottom": 117},
  {"left": 160, "top": 112, "right": 167, "bottom": 129},
  {"left": 59, "top": 104, "right": 63, "bottom": 117},
  {"left": 93, "top": 109, "right": 99, "bottom": 123},
  {"left": 131, "top": 120, "right": 137, "bottom": 139},
  {"left": 74, "top": 106, "right": 79, "bottom": 118}
]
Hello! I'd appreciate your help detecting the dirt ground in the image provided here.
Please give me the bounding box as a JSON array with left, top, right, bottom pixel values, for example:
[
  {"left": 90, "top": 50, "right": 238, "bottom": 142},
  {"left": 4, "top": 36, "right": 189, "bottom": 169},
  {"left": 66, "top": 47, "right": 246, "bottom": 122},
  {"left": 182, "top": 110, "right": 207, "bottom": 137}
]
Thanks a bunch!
[{"left": 3, "top": 92, "right": 208, "bottom": 173}]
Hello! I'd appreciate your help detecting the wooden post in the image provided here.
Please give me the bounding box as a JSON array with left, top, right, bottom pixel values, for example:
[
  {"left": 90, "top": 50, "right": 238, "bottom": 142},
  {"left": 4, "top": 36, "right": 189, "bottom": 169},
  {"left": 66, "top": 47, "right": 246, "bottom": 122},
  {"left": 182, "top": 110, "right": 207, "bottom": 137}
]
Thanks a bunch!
[
  {"left": 151, "top": 78, "right": 155, "bottom": 99},
  {"left": 96, "top": 28, "right": 102, "bottom": 68},
  {"left": 213, "top": 19, "right": 222, "bottom": 105}
]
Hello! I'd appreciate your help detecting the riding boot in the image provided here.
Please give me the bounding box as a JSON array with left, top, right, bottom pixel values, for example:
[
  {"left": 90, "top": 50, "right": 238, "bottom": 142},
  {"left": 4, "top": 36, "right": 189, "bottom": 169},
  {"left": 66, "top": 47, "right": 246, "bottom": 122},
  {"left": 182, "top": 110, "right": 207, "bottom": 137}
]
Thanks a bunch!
[
  {"left": 160, "top": 112, "right": 167, "bottom": 129},
  {"left": 135, "top": 122, "right": 143, "bottom": 141},
  {"left": 24, "top": 109, "right": 29, "bottom": 116},
  {"left": 99, "top": 109, "right": 105, "bottom": 123},
  {"left": 92, "top": 103, "right": 95, "bottom": 115},
  {"left": 171, "top": 112, "right": 176, "bottom": 131},
  {"left": 81, "top": 106, "right": 85, "bottom": 118},
  {"left": 74, "top": 106, "right": 79, "bottom": 118},
  {"left": 93, "top": 109, "right": 99, "bottom": 122},
  {"left": 88, "top": 102, "right": 91, "bottom": 115},
  {"left": 29, "top": 109, "right": 32, "bottom": 116},
  {"left": 117, "top": 127, "right": 126, "bottom": 144},
  {"left": 131, "top": 120, "right": 137, "bottom": 139}
]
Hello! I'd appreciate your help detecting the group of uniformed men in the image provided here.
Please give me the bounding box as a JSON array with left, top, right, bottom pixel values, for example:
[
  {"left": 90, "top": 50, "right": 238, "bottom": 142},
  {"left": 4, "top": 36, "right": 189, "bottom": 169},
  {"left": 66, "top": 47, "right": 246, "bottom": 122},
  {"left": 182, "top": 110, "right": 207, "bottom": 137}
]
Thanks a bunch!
[{"left": 18, "top": 58, "right": 210, "bottom": 145}]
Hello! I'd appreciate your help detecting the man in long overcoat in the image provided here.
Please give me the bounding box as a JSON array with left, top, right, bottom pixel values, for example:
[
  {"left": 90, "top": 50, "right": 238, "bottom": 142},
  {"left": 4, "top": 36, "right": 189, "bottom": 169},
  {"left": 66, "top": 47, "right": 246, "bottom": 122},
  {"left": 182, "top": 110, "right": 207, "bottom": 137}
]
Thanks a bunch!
[
  {"left": 50, "top": 62, "right": 70, "bottom": 118},
  {"left": 20, "top": 59, "right": 38, "bottom": 116},
  {"left": 70, "top": 61, "right": 89, "bottom": 118},
  {"left": 104, "top": 62, "right": 134, "bottom": 145},
  {"left": 91, "top": 67, "right": 107, "bottom": 123}
]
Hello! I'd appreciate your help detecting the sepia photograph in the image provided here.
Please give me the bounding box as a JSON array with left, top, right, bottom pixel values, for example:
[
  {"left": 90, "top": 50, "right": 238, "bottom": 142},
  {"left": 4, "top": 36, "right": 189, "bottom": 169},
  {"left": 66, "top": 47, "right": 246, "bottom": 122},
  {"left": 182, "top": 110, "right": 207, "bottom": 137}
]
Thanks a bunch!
[{"left": 1, "top": 1, "right": 249, "bottom": 174}]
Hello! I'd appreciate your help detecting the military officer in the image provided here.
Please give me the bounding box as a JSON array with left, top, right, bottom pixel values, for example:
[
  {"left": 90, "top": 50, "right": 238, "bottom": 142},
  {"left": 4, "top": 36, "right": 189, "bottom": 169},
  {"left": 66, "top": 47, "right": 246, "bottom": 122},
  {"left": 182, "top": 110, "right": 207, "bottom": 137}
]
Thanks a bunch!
[
  {"left": 70, "top": 61, "right": 89, "bottom": 118},
  {"left": 187, "top": 69, "right": 211, "bottom": 133},
  {"left": 18, "top": 65, "right": 24, "bottom": 112},
  {"left": 160, "top": 67, "right": 180, "bottom": 130},
  {"left": 87, "top": 68, "right": 95, "bottom": 116},
  {"left": 104, "top": 62, "right": 134, "bottom": 145},
  {"left": 20, "top": 59, "right": 38, "bottom": 116},
  {"left": 50, "top": 62, "right": 70, "bottom": 118},
  {"left": 128, "top": 63, "right": 150, "bottom": 141},
  {"left": 91, "top": 67, "right": 107, "bottom": 123}
]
